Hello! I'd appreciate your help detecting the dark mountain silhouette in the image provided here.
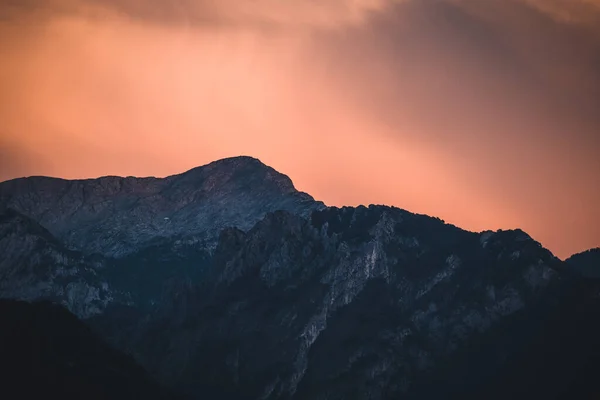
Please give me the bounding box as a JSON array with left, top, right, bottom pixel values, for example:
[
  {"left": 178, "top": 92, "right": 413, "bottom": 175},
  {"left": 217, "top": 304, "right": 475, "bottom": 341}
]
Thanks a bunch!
[
  {"left": 119, "top": 207, "right": 599, "bottom": 399},
  {"left": 0, "top": 299, "right": 178, "bottom": 400},
  {"left": 567, "top": 248, "right": 600, "bottom": 278},
  {"left": 0, "top": 156, "right": 598, "bottom": 399}
]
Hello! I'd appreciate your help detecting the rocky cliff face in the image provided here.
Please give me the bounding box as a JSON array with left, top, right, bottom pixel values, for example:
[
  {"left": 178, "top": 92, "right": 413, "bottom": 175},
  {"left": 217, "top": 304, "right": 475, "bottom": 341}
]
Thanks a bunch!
[
  {"left": 0, "top": 157, "right": 598, "bottom": 400},
  {"left": 123, "top": 206, "right": 592, "bottom": 400},
  {"left": 0, "top": 209, "right": 118, "bottom": 318}
]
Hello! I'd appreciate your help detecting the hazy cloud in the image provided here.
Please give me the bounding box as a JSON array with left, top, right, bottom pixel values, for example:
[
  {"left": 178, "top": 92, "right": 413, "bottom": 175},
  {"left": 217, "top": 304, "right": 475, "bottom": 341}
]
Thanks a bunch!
[{"left": 0, "top": 0, "right": 387, "bottom": 29}]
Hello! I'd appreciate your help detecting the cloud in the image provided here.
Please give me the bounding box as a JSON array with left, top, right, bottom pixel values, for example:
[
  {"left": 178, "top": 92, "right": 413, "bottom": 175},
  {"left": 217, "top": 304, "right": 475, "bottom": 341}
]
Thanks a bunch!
[
  {"left": 518, "top": 0, "right": 600, "bottom": 28},
  {"left": 117, "top": 0, "right": 386, "bottom": 28},
  {"left": 313, "top": 0, "right": 600, "bottom": 256},
  {"left": 0, "top": 0, "right": 387, "bottom": 30}
]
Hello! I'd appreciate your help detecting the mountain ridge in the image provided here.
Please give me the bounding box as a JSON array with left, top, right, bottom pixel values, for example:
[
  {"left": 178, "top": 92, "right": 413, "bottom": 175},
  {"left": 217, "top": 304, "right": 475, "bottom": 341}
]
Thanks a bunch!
[
  {"left": 1, "top": 156, "right": 598, "bottom": 399},
  {"left": 0, "top": 156, "right": 324, "bottom": 257},
  {"left": 3, "top": 155, "right": 593, "bottom": 261}
]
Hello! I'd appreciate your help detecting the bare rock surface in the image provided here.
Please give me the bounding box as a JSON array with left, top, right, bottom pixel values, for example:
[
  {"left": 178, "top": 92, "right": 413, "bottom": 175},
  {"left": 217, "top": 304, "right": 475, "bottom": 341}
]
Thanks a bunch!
[{"left": 0, "top": 156, "right": 323, "bottom": 257}]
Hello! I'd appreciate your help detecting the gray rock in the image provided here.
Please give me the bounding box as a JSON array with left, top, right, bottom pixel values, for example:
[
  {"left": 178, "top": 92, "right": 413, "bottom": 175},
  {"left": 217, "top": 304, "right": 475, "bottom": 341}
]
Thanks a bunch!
[
  {"left": 0, "top": 209, "right": 118, "bottom": 318},
  {"left": 0, "top": 156, "right": 324, "bottom": 257}
]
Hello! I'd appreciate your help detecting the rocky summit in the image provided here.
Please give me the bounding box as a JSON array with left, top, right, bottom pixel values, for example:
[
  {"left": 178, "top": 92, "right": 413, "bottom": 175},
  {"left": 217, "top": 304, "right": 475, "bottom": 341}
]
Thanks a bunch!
[
  {"left": 0, "top": 156, "right": 598, "bottom": 400},
  {"left": 0, "top": 156, "right": 323, "bottom": 257}
]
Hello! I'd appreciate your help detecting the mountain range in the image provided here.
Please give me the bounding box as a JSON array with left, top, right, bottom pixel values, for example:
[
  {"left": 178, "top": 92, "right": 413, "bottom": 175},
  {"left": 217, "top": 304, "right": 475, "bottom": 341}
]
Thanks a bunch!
[{"left": 0, "top": 156, "right": 598, "bottom": 399}]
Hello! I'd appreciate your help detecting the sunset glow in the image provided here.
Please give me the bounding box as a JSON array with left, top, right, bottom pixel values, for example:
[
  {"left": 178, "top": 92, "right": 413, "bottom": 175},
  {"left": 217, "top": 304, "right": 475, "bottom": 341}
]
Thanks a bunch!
[{"left": 1, "top": 0, "right": 599, "bottom": 259}]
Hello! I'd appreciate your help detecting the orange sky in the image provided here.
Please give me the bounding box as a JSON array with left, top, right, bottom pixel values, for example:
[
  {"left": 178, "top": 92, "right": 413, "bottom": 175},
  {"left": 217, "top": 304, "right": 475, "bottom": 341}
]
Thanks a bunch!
[{"left": 1, "top": 0, "right": 599, "bottom": 259}]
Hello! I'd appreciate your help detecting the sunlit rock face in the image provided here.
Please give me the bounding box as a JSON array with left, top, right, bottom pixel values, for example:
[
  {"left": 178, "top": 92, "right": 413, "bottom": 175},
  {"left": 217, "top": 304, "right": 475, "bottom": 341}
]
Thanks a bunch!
[{"left": 0, "top": 158, "right": 598, "bottom": 400}]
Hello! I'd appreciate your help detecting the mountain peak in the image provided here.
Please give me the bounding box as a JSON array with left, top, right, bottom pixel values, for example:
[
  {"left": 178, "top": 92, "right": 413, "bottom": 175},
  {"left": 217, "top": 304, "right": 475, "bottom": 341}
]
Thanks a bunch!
[
  {"left": 181, "top": 156, "right": 265, "bottom": 176},
  {"left": 202, "top": 155, "right": 264, "bottom": 167},
  {"left": 176, "top": 156, "right": 298, "bottom": 194},
  {"left": 0, "top": 157, "right": 324, "bottom": 257}
]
